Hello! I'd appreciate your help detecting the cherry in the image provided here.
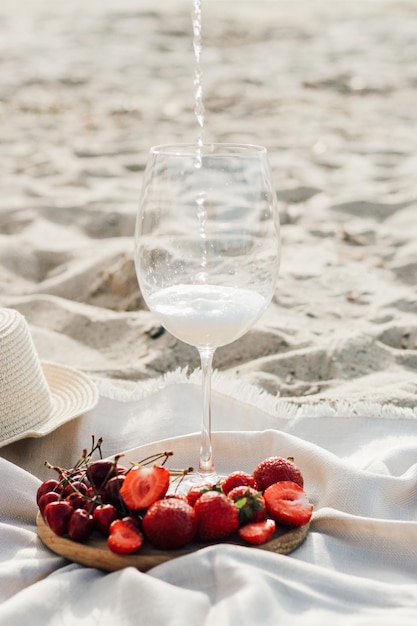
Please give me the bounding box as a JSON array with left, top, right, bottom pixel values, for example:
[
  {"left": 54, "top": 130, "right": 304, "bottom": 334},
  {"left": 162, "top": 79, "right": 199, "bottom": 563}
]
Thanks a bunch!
[
  {"left": 61, "top": 483, "right": 75, "bottom": 498},
  {"left": 38, "top": 491, "right": 60, "bottom": 515},
  {"left": 69, "top": 481, "right": 88, "bottom": 496},
  {"left": 36, "top": 479, "right": 61, "bottom": 505},
  {"left": 67, "top": 492, "right": 87, "bottom": 510},
  {"left": 84, "top": 485, "right": 106, "bottom": 508},
  {"left": 86, "top": 460, "right": 117, "bottom": 490},
  {"left": 61, "top": 478, "right": 87, "bottom": 499},
  {"left": 104, "top": 474, "right": 126, "bottom": 508},
  {"left": 44, "top": 500, "right": 73, "bottom": 536},
  {"left": 68, "top": 509, "right": 95, "bottom": 542},
  {"left": 93, "top": 504, "right": 119, "bottom": 536}
]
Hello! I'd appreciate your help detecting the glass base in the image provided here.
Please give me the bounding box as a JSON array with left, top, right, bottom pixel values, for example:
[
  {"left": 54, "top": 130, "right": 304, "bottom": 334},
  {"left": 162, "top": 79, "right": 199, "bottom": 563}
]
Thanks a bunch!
[{"left": 169, "top": 470, "right": 223, "bottom": 496}]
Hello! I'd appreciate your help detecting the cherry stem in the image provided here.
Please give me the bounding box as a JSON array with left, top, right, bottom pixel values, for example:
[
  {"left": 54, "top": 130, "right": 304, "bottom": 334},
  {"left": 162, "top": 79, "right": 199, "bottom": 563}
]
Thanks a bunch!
[
  {"left": 170, "top": 467, "right": 194, "bottom": 476},
  {"left": 171, "top": 467, "right": 195, "bottom": 490},
  {"left": 130, "top": 450, "right": 174, "bottom": 469}
]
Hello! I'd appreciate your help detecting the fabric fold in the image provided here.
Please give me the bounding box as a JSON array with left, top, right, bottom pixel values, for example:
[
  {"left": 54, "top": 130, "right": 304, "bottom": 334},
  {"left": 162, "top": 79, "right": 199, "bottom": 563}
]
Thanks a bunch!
[{"left": 1, "top": 381, "right": 417, "bottom": 624}]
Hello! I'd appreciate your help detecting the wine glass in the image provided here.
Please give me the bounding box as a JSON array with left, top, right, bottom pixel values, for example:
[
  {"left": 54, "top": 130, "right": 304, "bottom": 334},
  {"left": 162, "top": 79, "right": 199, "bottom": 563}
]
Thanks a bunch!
[{"left": 134, "top": 143, "right": 280, "bottom": 486}]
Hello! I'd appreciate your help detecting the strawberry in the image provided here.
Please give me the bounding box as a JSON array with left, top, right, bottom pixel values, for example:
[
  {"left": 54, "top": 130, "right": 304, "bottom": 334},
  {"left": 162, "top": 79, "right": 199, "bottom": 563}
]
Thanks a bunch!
[
  {"left": 253, "top": 456, "right": 304, "bottom": 491},
  {"left": 120, "top": 464, "right": 170, "bottom": 510},
  {"left": 227, "top": 486, "right": 266, "bottom": 524},
  {"left": 107, "top": 517, "right": 144, "bottom": 555},
  {"left": 143, "top": 498, "right": 197, "bottom": 550},
  {"left": 238, "top": 519, "right": 276, "bottom": 545},
  {"left": 186, "top": 483, "right": 220, "bottom": 507},
  {"left": 194, "top": 491, "right": 239, "bottom": 542},
  {"left": 165, "top": 493, "right": 189, "bottom": 503},
  {"left": 221, "top": 471, "right": 255, "bottom": 495},
  {"left": 264, "top": 481, "right": 313, "bottom": 527}
]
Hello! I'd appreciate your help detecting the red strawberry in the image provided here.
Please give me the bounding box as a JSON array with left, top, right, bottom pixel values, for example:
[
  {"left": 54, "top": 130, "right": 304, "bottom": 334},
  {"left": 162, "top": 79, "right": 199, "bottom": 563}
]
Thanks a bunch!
[
  {"left": 221, "top": 471, "right": 255, "bottom": 495},
  {"left": 227, "top": 486, "right": 266, "bottom": 523},
  {"left": 264, "top": 481, "right": 313, "bottom": 527},
  {"left": 143, "top": 498, "right": 197, "bottom": 550},
  {"left": 238, "top": 519, "right": 276, "bottom": 545},
  {"left": 107, "top": 517, "right": 144, "bottom": 555},
  {"left": 186, "top": 483, "right": 220, "bottom": 507},
  {"left": 253, "top": 456, "right": 304, "bottom": 491},
  {"left": 120, "top": 465, "right": 170, "bottom": 510},
  {"left": 165, "top": 493, "right": 189, "bottom": 503},
  {"left": 194, "top": 491, "right": 239, "bottom": 542}
]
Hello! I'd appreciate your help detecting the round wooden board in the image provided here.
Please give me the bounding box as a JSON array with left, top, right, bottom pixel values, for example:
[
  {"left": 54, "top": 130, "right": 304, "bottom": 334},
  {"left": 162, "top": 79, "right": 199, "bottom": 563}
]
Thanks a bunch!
[{"left": 37, "top": 511, "right": 310, "bottom": 572}]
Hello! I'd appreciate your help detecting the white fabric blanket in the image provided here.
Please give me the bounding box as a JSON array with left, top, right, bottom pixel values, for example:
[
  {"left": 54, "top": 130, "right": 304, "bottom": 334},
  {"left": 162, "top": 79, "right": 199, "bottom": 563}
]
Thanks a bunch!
[{"left": 1, "top": 372, "right": 417, "bottom": 625}]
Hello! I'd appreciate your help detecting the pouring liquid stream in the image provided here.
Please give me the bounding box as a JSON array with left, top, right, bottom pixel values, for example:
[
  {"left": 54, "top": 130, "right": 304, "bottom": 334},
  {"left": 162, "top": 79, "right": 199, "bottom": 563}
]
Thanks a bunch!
[
  {"left": 192, "top": 0, "right": 209, "bottom": 278},
  {"left": 192, "top": 0, "right": 204, "bottom": 169},
  {"left": 192, "top": 0, "right": 215, "bottom": 478}
]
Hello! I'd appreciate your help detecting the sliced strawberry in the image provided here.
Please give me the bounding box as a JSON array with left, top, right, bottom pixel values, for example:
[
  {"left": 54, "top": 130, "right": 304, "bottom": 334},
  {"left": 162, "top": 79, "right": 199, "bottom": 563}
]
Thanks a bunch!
[
  {"left": 120, "top": 464, "right": 170, "bottom": 510},
  {"left": 107, "top": 517, "right": 144, "bottom": 555},
  {"left": 221, "top": 471, "right": 255, "bottom": 495},
  {"left": 264, "top": 481, "right": 313, "bottom": 527},
  {"left": 238, "top": 519, "right": 276, "bottom": 545}
]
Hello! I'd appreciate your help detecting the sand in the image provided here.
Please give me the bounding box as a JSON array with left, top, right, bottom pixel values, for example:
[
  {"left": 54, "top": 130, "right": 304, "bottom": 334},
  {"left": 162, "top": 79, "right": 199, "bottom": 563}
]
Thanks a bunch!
[{"left": 0, "top": 0, "right": 416, "bottom": 412}]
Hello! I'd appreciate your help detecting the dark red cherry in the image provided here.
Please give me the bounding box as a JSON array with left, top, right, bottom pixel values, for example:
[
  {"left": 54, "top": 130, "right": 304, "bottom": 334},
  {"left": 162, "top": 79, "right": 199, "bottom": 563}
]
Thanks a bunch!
[
  {"left": 44, "top": 500, "right": 73, "bottom": 536},
  {"left": 70, "top": 481, "right": 88, "bottom": 496},
  {"left": 38, "top": 491, "right": 60, "bottom": 515},
  {"left": 84, "top": 486, "right": 106, "bottom": 508},
  {"left": 93, "top": 504, "right": 119, "bottom": 536},
  {"left": 104, "top": 474, "right": 126, "bottom": 508},
  {"left": 36, "top": 479, "right": 61, "bottom": 505},
  {"left": 68, "top": 509, "right": 95, "bottom": 542},
  {"left": 67, "top": 492, "right": 87, "bottom": 510},
  {"left": 86, "top": 460, "right": 117, "bottom": 490}
]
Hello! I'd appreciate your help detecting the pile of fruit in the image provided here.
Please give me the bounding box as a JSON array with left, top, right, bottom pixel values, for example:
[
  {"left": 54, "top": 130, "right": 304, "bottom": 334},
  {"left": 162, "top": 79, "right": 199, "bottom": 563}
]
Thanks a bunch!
[{"left": 36, "top": 437, "right": 313, "bottom": 555}]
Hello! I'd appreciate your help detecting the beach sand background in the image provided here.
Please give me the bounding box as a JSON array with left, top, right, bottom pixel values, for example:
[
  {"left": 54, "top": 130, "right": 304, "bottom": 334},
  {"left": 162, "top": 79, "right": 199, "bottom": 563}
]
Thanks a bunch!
[{"left": 0, "top": 0, "right": 416, "bottom": 412}]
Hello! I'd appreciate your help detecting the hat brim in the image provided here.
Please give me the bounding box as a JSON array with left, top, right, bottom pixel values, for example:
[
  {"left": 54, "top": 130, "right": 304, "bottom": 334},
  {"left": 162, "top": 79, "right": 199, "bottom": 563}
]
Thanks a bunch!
[{"left": 0, "top": 362, "right": 98, "bottom": 447}]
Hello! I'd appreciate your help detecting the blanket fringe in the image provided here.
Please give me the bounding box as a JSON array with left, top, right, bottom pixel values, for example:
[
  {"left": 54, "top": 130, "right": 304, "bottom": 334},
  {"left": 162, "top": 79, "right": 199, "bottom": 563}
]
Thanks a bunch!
[{"left": 95, "top": 368, "right": 417, "bottom": 420}]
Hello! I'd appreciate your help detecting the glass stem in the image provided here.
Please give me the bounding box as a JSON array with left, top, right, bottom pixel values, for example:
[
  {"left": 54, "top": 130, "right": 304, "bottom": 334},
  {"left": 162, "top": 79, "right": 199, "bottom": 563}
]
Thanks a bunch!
[{"left": 198, "top": 346, "right": 216, "bottom": 477}]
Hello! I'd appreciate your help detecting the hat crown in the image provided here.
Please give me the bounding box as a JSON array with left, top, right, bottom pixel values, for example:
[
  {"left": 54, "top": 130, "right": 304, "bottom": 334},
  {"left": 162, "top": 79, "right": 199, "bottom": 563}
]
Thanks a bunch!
[
  {"left": 0, "top": 308, "right": 98, "bottom": 448},
  {"left": 0, "top": 309, "right": 53, "bottom": 441}
]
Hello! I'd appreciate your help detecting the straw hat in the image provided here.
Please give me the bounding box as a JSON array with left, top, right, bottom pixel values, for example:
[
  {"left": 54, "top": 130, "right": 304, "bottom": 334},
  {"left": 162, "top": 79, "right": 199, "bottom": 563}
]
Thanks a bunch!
[{"left": 0, "top": 308, "right": 98, "bottom": 447}]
